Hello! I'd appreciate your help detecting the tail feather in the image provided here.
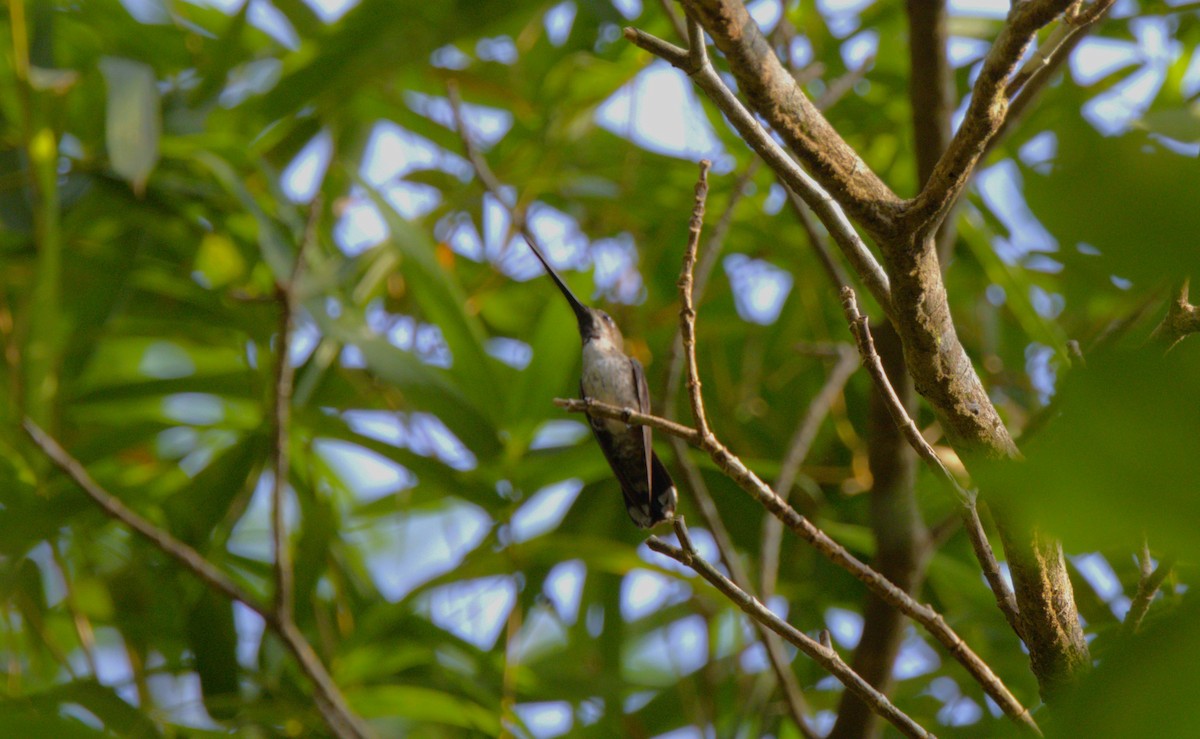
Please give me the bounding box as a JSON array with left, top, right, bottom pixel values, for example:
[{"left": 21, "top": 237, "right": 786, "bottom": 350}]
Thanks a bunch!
[{"left": 622, "top": 451, "right": 677, "bottom": 528}]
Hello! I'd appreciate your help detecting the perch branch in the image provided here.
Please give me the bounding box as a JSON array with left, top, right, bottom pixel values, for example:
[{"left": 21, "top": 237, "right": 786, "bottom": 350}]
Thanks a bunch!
[
  {"left": 664, "top": 162, "right": 818, "bottom": 736},
  {"left": 554, "top": 397, "right": 1037, "bottom": 732}
]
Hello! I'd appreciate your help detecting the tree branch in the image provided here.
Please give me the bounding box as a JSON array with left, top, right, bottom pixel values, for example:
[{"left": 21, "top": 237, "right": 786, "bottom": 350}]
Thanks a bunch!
[
  {"left": 554, "top": 396, "right": 1038, "bottom": 734},
  {"left": 664, "top": 161, "right": 758, "bottom": 415},
  {"left": 663, "top": 162, "right": 818, "bottom": 737},
  {"left": 23, "top": 421, "right": 372, "bottom": 739},
  {"left": 648, "top": 518, "right": 934, "bottom": 739},
  {"left": 840, "top": 288, "right": 1023, "bottom": 637},
  {"left": 622, "top": 25, "right": 893, "bottom": 316},
  {"left": 680, "top": 159, "right": 713, "bottom": 440},
  {"left": 907, "top": 0, "right": 1086, "bottom": 235},
  {"left": 645, "top": 0, "right": 1090, "bottom": 702},
  {"left": 676, "top": 0, "right": 903, "bottom": 237},
  {"left": 832, "top": 8, "right": 953, "bottom": 727}
]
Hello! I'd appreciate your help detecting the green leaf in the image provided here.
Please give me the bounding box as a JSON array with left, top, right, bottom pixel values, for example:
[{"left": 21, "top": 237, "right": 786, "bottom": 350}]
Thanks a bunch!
[
  {"left": 1024, "top": 128, "right": 1200, "bottom": 285},
  {"left": 1050, "top": 597, "right": 1200, "bottom": 738},
  {"left": 983, "top": 345, "right": 1200, "bottom": 556},
  {"left": 506, "top": 302, "right": 581, "bottom": 433},
  {"left": 99, "top": 57, "right": 161, "bottom": 194},
  {"left": 185, "top": 589, "right": 241, "bottom": 721},
  {"left": 346, "top": 685, "right": 500, "bottom": 732},
  {"left": 1138, "top": 104, "right": 1200, "bottom": 143},
  {"left": 354, "top": 178, "right": 502, "bottom": 425},
  {"left": 314, "top": 308, "right": 501, "bottom": 457}
]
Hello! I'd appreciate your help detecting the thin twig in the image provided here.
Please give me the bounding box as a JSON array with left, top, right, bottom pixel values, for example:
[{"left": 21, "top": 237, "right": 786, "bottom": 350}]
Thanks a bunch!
[
  {"left": 555, "top": 395, "right": 1038, "bottom": 733},
  {"left": 664, "top": 160, "right": 759, "bottom": 413},
  {"left": 649, "top": 518, "right": 935, "bottom": 739},
  {"left": 623, "top": 25, "right": 893, "bottom": 317},
  {"left": 271, "top": 199, "right": 318, "bottom": 621},
  {"left": 839, "top": 288, "right": 1022, "bottom": 637},
  {"left": 761, "top": 345, "right": 859, "bottom": 601},
  {"left": 680, "top": 159, "right": 712, "bottom": 440},
  {"left": 25, "top": 420, "right": 269, "bottom": 618},
  {"left": 1125, "top": 544, "right": 1176, "bottom": 634},
  {"left": 666, "top": 161, "right": 817, "bottom": 737}
]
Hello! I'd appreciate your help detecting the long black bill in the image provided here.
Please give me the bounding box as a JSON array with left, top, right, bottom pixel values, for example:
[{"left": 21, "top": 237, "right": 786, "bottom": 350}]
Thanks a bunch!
[{"left": 521, "top": 234, "right": 592, "bottom": 329}]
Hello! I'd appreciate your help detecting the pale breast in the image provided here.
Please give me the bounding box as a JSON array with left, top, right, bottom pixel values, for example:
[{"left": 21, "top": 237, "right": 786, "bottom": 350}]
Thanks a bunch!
[{"left": 581, "top": 343, "right": 637, "bottom": 435}]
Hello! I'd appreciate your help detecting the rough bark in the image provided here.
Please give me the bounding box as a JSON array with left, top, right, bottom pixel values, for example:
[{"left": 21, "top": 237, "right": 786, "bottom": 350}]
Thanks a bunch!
[
  {"left": 676, "top": 0, "right": 1091, "bottom": 701},
  {"left": 679, "top": 0, "right": 903, "bottom": 236}
]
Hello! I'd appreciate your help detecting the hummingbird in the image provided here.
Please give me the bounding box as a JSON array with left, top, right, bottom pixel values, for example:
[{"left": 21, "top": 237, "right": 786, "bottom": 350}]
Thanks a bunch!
[{"left": 523, "top": 236, "right": 677, "bottom": 528}]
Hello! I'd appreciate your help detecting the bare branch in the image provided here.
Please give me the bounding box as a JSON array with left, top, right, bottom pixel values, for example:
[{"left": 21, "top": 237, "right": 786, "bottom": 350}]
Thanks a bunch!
[
  {"left": 648, "top": 518, "right": 935, "bottom": 739},
  {"left": 761, "top": 346, "right": 859, "bottom": 600},
  {"left": 676, "top": 0, "right": 903, "bottom": 237},
  {"left": 680, "top": 159, "right": 713, "bottom": 441},
  {"left": 664, "top": 161, "right": 758, "bottom": 414},
  {"left": 556, "top": 397, "right": 698, "bottom": 441},
  {"left": 839, "top": 288, "right": 1022, "bottom": 637},
  {"left": 661, "top": 161, "right": 817, "bottom": 736},
  {"left": 907, "top": 0, "right": 1082, "bottom": 236},
  {"left": 622, "top": 26, "right": 893, "bottom": 316},
  {"left": 555, "top": 396, "right": 1038, "bottom": 733},
  {"left": 840, "top": 289, "right": 959, "bottom": 491},
  {"left": 23, "top": 421, "right": 373, "bottom": 739}
]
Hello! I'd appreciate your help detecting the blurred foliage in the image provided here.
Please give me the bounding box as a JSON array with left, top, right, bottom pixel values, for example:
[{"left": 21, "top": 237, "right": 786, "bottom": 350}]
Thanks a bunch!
[{"left": 0, "top": 0, "right": 1196, "bottom": 736}]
